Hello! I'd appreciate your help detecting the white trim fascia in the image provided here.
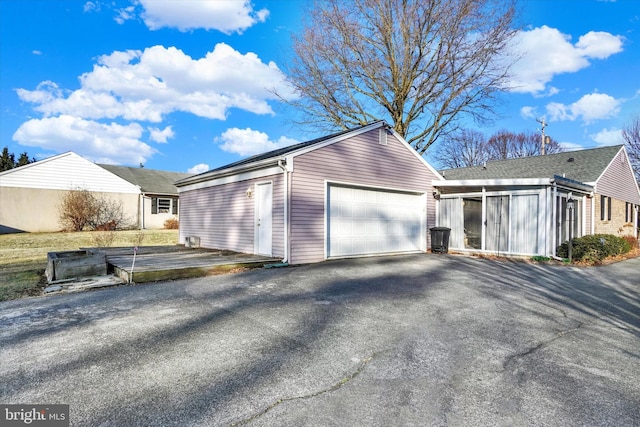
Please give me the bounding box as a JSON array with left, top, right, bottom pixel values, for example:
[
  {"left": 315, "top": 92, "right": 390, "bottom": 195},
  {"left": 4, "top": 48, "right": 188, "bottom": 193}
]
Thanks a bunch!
[
  {"left": 385, "top": 127, "right": 446, "bottom": 181},
  {"left": 288, "top": 122, "right": 385, "bottom": 160},
  {"left": 176, "top": 157, "right": 281, "bottom": 187},
  {"left": 439, "top": 188, "right": 543, "bottom": 199},
  {"left": 592, "top": 146, "right": 640, "bottom": 201},
  {"left": 0, "top": 151, "right": 74, "bottom": 177},
  {"left": 433, "top": 178, "right": 552, "bottom": 187},
  {"left": 176, "top": 123, "right": 385, "bottom": 186},
  {"left": 178, "top": 166, "right": 281, "bottom": 193},
  {"left": 621, "top": 146, "right": 640, "bottom": 200},
  {"left": 326, "top": 179, "right": 426, "bottom": 195},
  {"left": 593, "top": 146, "right": 623, "bottom": 188}
]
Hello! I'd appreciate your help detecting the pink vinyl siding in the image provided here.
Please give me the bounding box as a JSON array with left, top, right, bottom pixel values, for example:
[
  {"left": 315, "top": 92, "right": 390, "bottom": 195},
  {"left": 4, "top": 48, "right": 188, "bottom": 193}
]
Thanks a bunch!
[
  {"left": 179, "top": 173, "right": 284, "bottom": 257},
  {"left": 595, "top": 148, "right": 640, "bottom": 204},
  {"left": 288, "top": 129, "right": 440, "bottom": 264},
  {"left": 592, "top": 148, "right": 640, "bottom": 236}
]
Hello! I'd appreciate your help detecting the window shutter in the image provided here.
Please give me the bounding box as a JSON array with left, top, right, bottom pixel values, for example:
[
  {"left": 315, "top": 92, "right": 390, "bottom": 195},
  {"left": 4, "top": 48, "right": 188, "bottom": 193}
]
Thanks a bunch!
[
  {"left": 600, "top": 195, "right": 605, "bottom": 220},
  {"left": 607, "top": 197, "right": 612, "bottom": 221},
  {"left": 171, "top": 198, "right": 177, "bottom": 215},
  {"left": 152, "top": 197, "right": 158, "bottom": 215}
]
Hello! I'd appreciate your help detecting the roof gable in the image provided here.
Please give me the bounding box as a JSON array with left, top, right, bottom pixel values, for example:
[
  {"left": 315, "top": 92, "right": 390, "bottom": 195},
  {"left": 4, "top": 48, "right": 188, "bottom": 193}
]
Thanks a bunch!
[
  {"left": 442, "top": 145, "right": 624, "bottom": 184},
  {"left": 0, "top": 152, "right": 140, "bottom": 193},
  {"left": 177, "top": 121, "right": 443, "bottom": 187}
]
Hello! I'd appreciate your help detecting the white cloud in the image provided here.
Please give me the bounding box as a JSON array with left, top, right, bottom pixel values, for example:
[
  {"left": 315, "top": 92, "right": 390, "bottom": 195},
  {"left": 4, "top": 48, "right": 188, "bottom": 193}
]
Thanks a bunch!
[
  {"left": 216, "top": 128, "right": 299, "bottom": 157},
  {"left": 32, "top": 50, "right": 42, "bottom": 55},
  {"left": 575, "top": 31, "right": 624, "bottom": 59},
  {"left": 187, "top": 163, "right": 210, "bottom": 174},
  {"left": 16, "top": 43, "right": 294, "bottom": 123},
  {"left": 83, "top": 1, "right": 100, "bottom": 13},
  {"left": 520, "top": 106, "right": 537, "bottom": 120},
  {"left": 508, "top": 26, "right": 624, "bottom": 94},
  {"left": 546, "top": 92, "right": 621, "bottom": 123},
  {"left": 148, "top": 126, "right": 174, "bottom": 143},
  {"left": 590, "top": 127, "right": 624, "bottom": 146},
  {"left": 114, "top": 6, "right": 136, "bottom": 24},
  {"left": 12, "top": 115, "right": 157, "bottom": 165},
  {"left": 139, "top": 0, "right": 269, "bottom": 34}
]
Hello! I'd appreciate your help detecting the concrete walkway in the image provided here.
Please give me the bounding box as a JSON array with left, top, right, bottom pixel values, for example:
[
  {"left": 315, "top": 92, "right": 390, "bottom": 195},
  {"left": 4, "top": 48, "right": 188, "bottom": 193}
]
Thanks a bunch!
[{"left": 1, "top": 254, "right": 638, "bottom": 426}]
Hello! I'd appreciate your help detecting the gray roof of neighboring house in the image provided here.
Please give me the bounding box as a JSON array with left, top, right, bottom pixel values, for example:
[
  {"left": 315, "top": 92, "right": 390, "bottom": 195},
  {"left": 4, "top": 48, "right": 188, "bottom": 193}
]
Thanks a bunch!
[
  {"left": 441, "top": 145, "right": 623, "bottom": 184},
  {"left": 98, "top": 164, "right": 193, "bottom": 195}
]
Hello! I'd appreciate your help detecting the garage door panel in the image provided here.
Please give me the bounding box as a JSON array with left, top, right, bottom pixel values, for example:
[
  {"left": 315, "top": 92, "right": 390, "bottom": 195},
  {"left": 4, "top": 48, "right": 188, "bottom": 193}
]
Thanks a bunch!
[{"left": 327, "top": 184, "right": 424, "bottom": 258}]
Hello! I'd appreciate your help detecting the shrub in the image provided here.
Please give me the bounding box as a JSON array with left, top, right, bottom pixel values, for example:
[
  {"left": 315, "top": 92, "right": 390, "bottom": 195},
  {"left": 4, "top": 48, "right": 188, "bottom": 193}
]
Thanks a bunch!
[
  {"left": 59, "top": 189, "right": 128, "bottom": 231},
  {"left": 131, "top": 230, "right": 146, "bottom": 246},
  {"left": 92, "top": 230, "right": 117, "bottom": 247},
  {"left": 58, "top": 189, "right": 100, "bottom": 231},
  {"left": 557, "top": 234, "right": 632, "bottom": 263},
  {"left": 622, "top": 235, "right": 639, "bottom": 250},
  {"left": 164, "top": 217, "right": 179, "bottom": 229}
]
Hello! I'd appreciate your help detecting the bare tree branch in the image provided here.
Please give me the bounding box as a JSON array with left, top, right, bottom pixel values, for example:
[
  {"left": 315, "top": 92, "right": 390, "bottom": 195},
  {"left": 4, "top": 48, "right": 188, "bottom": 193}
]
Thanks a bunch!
[
  {"left": 283, "top": 0, "right": 519, "bottom": 155},
  {"left": 622, "top": 115, "right": 640, "bottom": 182},
  {"left": 434, "top": 129, "right": 563, "bottom": 168}
]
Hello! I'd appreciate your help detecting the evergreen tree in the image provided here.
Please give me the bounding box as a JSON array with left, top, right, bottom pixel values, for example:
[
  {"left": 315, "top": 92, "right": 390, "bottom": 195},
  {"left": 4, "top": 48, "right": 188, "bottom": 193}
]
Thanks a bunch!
[{"left": 1, "top": 147, "right": 36, "bottom": 171}]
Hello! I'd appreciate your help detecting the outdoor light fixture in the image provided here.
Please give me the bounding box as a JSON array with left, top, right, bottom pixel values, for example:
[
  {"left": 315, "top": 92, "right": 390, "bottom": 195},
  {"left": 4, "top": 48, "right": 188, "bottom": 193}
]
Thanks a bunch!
[
  {"left": 246, "top": 187, "right": 254, "bottom": 198},
  {"left": 567, "top": 197, "right": 575, "bottom": 211}
]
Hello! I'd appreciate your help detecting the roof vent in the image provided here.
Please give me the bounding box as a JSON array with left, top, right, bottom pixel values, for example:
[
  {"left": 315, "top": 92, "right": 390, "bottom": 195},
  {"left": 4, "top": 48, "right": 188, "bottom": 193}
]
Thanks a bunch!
[{"left": 567, "top": 157, "right": 575, "bottom": 162}]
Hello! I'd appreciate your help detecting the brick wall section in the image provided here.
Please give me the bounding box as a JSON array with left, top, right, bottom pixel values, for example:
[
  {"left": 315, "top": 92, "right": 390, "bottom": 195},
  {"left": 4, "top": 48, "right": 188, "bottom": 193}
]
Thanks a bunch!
[{"left": 594, "top": 194, "right": 637, "bottom": 236}]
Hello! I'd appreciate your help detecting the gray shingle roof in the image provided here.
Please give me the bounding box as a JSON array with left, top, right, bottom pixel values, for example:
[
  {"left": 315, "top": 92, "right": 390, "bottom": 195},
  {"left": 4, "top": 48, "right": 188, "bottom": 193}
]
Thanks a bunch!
[
  {"left": 98, "top": 165, "right": 193, "bottom": 195},
  {"left": 441, "top": 145, "right": 623, "bottom": 183}
]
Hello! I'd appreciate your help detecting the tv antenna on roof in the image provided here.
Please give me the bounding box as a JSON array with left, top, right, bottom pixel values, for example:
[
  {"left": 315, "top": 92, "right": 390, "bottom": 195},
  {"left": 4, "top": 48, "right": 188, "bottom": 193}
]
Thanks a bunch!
[{"left": 536, "top": 118, "right": 548, "bottom": 155}]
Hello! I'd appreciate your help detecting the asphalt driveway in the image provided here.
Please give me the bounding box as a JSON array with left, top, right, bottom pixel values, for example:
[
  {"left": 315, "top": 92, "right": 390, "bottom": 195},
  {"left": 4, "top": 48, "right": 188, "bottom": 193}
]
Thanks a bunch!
[{"left": 1, "top": 254, "right": 639, "bottom": 426}]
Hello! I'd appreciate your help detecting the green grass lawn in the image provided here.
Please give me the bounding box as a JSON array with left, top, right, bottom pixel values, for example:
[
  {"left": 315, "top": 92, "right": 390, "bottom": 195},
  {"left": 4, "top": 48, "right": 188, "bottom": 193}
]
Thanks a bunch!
[{"left": 0, "top": 229, "right": 179, "bottom": 301}]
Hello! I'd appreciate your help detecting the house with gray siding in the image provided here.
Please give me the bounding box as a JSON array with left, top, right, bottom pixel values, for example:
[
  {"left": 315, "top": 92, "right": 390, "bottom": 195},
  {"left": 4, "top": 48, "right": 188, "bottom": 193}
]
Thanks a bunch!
[
  {"left": 176, "top": 121, "right": 444, "bottom": 264},
  {"left": 433, "top": 145, "right": 640, "bottom": 257}
]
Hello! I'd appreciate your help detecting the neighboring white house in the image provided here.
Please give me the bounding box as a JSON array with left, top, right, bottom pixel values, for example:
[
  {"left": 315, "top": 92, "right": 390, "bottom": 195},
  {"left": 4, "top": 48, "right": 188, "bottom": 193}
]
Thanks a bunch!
[{"left": 0, "top": 152, "right": 192, "bottom": 233}]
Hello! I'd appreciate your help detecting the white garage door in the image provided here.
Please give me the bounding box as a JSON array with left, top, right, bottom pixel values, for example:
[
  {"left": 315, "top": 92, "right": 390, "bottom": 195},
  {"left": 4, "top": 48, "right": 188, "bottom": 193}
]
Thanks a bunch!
[{"left": 327, "top": 184, "right": 425, "bottom": 258}]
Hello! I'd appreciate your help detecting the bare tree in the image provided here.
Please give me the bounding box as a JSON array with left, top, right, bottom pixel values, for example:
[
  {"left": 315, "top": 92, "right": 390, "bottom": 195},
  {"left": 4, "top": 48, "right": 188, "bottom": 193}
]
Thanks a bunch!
[
  {"left": 284, "top": 0, "right": 519, "bottom": 155},
  {"left": 58, "top": 189, "right": 128, "bottom": 232},
  {"left": 434, "top": 129, "right": 563, "bottom": 168},
  {"left": 486, "top": 130, "right": 563, "bottom": 160},
  {"left": 433, "top": 129, "right": 489, "bottom": 168},
  {"left": 622, "top": 115, "right": 640, "bottom": 181},
  {"left": 58, "top": 189, "right": 100, "bottom": 231}
]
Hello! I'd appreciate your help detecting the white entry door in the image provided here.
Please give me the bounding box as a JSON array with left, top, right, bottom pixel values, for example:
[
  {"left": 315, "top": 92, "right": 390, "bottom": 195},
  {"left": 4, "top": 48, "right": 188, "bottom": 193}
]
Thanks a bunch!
[
  {"left": 254, "top": 182, "right": 273, "bottom": 256},
  {"left": 327, "top": 184, "right": 425, "bottom": 258}
]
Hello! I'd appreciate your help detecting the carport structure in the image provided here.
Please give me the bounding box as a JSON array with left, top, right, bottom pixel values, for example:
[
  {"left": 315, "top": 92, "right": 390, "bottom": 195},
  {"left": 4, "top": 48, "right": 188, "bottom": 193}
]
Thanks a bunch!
[{"left": 176, "top": 122, "right": 444, "bottom": 264}]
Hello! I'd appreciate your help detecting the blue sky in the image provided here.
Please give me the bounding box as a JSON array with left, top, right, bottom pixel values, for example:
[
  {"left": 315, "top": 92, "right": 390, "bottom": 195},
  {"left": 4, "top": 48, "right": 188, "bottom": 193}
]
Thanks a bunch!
[{"left": 1, "top": 0, "right": 638, "bottom": 173}]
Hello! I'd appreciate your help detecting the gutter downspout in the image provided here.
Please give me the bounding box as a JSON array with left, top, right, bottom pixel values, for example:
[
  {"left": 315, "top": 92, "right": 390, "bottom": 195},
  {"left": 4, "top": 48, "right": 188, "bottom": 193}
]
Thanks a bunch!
[
  {"left": 551, "top": 181, "right": 557, "bottom": 258},
  {"left": 138, "top": 189, "right": 145, "bottom": 230},
  {"left": 278, "top": 160, "right": 289, "bottom": 263}
]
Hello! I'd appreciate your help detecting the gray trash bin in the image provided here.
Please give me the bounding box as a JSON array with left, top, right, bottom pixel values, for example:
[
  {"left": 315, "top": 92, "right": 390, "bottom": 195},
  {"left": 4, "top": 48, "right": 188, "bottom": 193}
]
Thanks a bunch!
[{"left": 430, "top": 227, "right": 451, "bottom": 254}]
